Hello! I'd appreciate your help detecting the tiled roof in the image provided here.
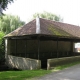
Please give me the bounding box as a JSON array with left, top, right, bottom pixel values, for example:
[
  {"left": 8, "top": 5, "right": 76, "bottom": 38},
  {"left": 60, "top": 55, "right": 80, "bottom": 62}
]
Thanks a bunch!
[
  {"left": 5, "top": 18, "right": 80, "bottom": 38},
  {"left": 5, "top": 19, "right": 36, "bottom": 37}
]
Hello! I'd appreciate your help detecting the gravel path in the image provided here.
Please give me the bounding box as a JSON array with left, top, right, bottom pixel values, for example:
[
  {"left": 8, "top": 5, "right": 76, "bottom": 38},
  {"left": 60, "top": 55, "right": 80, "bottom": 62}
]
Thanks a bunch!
[{"left": 37, "top": 64, "right": 80, "bottom": 80}]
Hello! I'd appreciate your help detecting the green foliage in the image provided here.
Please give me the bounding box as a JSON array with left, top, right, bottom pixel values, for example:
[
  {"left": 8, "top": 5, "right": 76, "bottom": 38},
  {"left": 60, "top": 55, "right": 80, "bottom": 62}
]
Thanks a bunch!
[
  {"left": 0, "top": 31, "right": 5, "bottom": 44},
  {"left": 0, "top": 70, "right": 51, "bottom": 80},
  {"left": 0, "top": 14, "right": 25, "bottom": 34},
  {"left": 33, "top": 11, "right": 63, "bottom": 21},
  {"left": 0, "top": 0, "right": 13, "bottom": 14},
  {"left": 0, "top": 32, "right": 5, "bottom": 62},
  {"left": 0, "top": 14, "right": 25, "bottom": 62}
]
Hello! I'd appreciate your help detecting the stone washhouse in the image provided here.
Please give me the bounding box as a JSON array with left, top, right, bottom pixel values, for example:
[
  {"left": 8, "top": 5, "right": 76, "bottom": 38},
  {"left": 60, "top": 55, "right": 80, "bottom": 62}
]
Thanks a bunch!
[{"left": 4, "top": 18, "right": 80, "bottom": 70}]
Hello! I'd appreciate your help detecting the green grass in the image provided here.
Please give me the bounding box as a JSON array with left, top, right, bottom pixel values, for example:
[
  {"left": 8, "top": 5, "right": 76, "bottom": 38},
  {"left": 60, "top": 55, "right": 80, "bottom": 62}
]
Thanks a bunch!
[{"left": 0, "top": 70, "right": 51, "bottom": 80}]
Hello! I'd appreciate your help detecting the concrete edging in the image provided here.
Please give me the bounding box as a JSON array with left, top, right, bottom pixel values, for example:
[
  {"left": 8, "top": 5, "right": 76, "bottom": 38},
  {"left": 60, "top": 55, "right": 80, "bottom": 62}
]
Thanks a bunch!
[
  {"left": 6, "top": 55, "right": 41, "bottom": 70},
  {"left": 47, "top": 56, "right": 80, "bottom": 70}
]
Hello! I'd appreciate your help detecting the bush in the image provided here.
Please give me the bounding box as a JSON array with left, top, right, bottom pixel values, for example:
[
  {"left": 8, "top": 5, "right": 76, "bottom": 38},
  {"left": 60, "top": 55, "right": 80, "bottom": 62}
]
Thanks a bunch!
[{"left": 0, "top": 32, "right": 5, "bottom": 63}]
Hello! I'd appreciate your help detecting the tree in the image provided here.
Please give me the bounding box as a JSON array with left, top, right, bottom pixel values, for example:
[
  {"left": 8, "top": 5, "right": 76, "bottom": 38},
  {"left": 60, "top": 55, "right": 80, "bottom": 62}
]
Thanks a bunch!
[
  {"left": 0, "top": 14, "right": 25, "bottom": 34},
  {"left": 33, "top": 11, "right": 63, "bottom": 22},
  {"left": 0, "top": 31, "right": 5, "bottom": 44},
  {"left": 0, "top": 0, "right": 13, "bottom": 14},
  {"left": 0, "top": 31, "right": 5, "bottom": 62}
]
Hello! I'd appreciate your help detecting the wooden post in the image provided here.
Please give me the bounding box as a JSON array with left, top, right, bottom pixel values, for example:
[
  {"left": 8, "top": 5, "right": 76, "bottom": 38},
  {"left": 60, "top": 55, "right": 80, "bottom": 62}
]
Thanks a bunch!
[
  {"left": 38, "top": 37, "right": 40, "bottom": 60},
  {"left": 57, "top": 38, "right": 58, "bottom": 58},
  {"left": 70, "top": 41, "right": 74, "bottom": 56},
  {"left": 15, "top": 39, "right": 17, "bottom": 56},
  {"left": 25, "top": 40, "right": 27, "bottom": 58}
]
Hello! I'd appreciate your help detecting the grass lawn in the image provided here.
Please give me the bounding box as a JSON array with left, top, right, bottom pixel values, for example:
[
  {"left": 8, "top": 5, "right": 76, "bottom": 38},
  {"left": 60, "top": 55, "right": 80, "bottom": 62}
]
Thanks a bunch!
[
  {"left": 0, "top": 70, "right": 51, "bottom": 80},
  {"left": 0, "top": 61, "right": 80, "bottom": 80}
]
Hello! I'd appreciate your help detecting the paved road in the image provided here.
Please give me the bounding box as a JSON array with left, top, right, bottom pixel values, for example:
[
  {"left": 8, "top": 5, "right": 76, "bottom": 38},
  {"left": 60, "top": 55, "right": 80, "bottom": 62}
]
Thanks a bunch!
[{"left": 37, "top": 64, "right": 80, "bottom": 80}]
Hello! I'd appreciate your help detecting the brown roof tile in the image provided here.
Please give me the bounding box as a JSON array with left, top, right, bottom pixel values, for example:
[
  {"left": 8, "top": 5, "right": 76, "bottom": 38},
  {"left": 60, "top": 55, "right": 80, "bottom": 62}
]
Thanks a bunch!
[
  {"left": 5, "top": 19, "right": 36, "bottom": 37},
  {"left": 5, "top": 18, "right": 80, "bottom": 38}
]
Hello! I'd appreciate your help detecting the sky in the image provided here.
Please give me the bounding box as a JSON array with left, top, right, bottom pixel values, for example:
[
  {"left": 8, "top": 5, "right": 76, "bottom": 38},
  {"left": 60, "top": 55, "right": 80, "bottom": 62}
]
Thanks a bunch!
[{"left": 4, "top": 0, "right": 80, "bottom": 25}]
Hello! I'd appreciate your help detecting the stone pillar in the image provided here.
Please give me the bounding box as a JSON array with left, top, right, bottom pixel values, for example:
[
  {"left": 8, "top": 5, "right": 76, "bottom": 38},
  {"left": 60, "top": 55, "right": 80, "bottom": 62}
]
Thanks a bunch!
[
  {"left": 5, "top": 38, "right": 11, "bottom": 58},
  {"left": 5, "top": 38, "right": 8, "bottom": 59}
]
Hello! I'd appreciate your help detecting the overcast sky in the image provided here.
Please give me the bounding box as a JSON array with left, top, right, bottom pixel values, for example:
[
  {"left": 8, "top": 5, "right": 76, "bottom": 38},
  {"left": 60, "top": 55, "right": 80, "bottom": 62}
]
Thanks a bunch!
[{"left": 4, "top": 0, "right": 80, "bottom": 25}]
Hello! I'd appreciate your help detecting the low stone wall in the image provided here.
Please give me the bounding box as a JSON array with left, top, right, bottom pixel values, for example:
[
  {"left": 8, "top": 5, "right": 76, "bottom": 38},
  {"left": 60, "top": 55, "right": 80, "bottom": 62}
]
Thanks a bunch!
[
  {"left": 6, "top": 55, "right": 41, "bottom": 70},
  {"left": 47, "top": 56, "right": 80, "bottom": 70}
]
